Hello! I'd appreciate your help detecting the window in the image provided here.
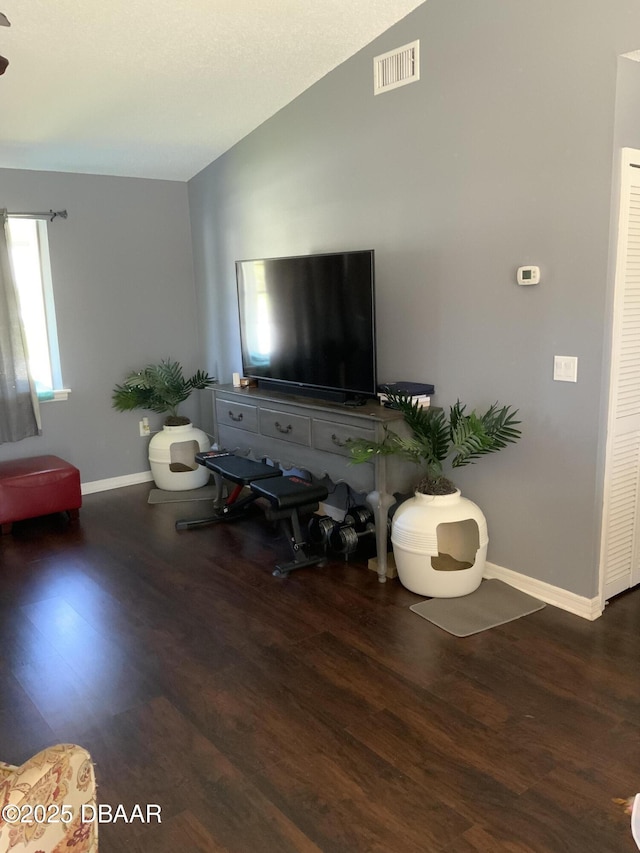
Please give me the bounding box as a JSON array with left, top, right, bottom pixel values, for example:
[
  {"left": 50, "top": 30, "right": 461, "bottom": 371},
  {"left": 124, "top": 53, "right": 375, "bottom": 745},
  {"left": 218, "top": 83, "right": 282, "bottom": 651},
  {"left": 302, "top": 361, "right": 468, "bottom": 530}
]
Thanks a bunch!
[{"left": 6, "top": 217, "right": 67, "bottom": 401}]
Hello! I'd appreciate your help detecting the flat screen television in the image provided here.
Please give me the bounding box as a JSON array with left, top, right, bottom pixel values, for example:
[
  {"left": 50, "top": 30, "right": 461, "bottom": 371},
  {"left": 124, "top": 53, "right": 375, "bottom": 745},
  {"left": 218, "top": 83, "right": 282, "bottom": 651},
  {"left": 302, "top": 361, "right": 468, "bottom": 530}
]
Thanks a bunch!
[{"left": 236, "top": 249, "right": 376, "bottom": 403}]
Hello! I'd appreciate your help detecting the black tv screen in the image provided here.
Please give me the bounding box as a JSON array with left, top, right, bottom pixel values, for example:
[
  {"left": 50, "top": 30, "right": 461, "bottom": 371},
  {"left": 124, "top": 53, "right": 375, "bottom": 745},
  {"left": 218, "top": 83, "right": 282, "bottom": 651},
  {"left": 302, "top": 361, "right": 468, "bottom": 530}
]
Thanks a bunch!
[{"left": 236, "top": 250, "right": 376, "bottom": 401}]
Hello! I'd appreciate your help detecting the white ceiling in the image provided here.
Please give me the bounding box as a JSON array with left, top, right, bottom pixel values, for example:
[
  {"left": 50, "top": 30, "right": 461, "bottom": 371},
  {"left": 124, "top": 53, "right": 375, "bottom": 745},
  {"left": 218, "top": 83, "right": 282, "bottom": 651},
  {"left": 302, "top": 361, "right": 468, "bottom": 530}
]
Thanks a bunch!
[{"left": 0, "top": 0, "right": 424, "bottom": 182}]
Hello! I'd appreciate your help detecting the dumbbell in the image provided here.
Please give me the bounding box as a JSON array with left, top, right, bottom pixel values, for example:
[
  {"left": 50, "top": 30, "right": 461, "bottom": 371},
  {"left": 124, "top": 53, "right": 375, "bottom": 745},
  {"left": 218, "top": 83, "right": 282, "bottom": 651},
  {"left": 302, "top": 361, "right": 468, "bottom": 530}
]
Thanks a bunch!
[
  {"left": 329, "top": 505, "right": 376, "bottom": 556},
  {"left": 344, "top": 505, "right": 374, "bottom": 530},
  {"left": 307, "top": 514, "right": 336, "bottom": 548}
]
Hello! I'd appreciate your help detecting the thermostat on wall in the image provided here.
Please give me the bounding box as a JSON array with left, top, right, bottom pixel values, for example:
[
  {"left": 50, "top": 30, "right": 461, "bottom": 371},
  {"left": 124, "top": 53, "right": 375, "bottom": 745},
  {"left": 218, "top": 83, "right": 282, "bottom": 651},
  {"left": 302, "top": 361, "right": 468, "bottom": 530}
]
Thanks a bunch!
[{"left": 517, "top": 265, "right": 540, "bottom": 285}]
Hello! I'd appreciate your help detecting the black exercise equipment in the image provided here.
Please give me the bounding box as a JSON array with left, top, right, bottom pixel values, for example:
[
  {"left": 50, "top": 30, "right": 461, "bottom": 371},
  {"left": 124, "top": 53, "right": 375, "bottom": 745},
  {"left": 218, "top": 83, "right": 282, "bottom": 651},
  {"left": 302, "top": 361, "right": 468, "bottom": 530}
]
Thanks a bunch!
[
  {"left": 329, "top": 504, "right": 376, "bottom": 556},
  {"left": 249, "top": 475, "right": 329, "bottom": 577},
  {"left": 175, "top": 452, "right": 328, "bottom": 578},
  {"left": 307, "top": 514, "right": 336, "bottom": 548},
  {"left": 175, "top": 451, "right": 282, "bottom": 529}
]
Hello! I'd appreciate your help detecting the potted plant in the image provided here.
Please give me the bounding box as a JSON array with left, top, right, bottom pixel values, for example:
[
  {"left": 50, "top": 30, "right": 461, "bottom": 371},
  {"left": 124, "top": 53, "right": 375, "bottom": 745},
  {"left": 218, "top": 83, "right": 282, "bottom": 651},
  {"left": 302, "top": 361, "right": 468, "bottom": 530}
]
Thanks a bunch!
[
  {"left": 348, "top": 392, "right": 521, "bottom": 597},
  {"left": 112, "top": 359, "right": 216, "bottom": 425},
  {"left": 112, "top": 359, "right": 216, "bottom": 491}
]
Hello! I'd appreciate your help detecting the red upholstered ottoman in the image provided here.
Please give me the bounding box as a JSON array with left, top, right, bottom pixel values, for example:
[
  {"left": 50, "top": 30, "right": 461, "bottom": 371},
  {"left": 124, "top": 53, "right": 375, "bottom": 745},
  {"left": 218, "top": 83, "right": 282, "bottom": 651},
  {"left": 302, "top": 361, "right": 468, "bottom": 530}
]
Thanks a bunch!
[{"left": 0, "top": 455, "right": 82, "bottom": 534}]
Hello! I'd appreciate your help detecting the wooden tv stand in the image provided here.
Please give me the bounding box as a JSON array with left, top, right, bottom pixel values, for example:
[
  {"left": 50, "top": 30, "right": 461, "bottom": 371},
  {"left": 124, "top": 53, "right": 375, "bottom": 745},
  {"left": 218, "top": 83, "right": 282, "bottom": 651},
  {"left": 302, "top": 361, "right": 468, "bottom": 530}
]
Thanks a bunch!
[{"left": 211, "top": 384, "right": 416, "bottom": 582}]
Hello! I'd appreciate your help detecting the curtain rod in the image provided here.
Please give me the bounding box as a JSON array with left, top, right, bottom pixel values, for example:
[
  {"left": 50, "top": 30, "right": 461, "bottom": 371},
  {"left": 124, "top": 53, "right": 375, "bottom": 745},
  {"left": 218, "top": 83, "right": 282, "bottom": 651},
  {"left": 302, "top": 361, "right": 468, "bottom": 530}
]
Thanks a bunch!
[{"left": 5, "top": 209, "right": 68, "bottom": 222}]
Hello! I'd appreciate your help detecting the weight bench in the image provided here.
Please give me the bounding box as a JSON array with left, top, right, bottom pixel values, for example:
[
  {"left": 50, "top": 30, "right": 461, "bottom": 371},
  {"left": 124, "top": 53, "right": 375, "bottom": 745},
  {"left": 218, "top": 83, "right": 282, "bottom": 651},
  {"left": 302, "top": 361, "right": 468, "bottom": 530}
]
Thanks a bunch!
[{"left": 175, "top": 452, "right": 328, "bottom": 577}]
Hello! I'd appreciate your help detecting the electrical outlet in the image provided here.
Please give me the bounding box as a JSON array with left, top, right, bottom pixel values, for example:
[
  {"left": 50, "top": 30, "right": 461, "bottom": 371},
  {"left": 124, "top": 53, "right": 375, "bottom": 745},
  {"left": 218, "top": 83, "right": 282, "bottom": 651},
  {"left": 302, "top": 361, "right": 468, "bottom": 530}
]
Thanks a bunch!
[{"left": 139, "top": 418, "right": 150, "bottom": 436}]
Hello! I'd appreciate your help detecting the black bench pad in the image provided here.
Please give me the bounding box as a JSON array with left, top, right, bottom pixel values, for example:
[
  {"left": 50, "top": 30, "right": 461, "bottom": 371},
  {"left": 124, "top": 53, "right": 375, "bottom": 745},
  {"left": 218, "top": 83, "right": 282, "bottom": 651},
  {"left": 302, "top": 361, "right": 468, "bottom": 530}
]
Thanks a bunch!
[
  {"left": 199, "top": 453, "right": 282, "bottom": 485},
  {"left": 250, "top": 475, "right": 328, "bottom": 510}
]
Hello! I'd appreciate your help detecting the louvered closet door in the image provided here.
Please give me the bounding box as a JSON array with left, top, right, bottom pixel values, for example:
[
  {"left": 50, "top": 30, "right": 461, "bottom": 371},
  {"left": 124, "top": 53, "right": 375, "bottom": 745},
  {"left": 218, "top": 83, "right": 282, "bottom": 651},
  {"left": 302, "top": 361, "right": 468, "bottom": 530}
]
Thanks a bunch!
[{"left": 601, "top": 148, "right": 640, "bottom": 600}]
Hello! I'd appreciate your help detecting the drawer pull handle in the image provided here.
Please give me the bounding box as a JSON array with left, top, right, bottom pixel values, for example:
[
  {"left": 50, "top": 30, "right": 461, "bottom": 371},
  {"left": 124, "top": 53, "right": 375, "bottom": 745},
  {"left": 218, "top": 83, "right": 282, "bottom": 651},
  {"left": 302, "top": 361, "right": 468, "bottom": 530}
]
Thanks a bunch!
[
  {"left": 275, "top": 421, "right": 292, "bottom": 434},
  {"left": 331, "top": 433, "right": 347, "bottom": 447},
  {"left": 228, "top": 411, "right": 243, "bottom": 422}
]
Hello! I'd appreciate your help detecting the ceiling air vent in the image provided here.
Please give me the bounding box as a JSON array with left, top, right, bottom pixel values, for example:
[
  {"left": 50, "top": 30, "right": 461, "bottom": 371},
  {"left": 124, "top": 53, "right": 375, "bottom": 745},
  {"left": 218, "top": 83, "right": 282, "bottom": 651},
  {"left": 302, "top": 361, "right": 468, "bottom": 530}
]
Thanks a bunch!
[{"left": 374, "top": 40, "right": 420, "bottom": 95}]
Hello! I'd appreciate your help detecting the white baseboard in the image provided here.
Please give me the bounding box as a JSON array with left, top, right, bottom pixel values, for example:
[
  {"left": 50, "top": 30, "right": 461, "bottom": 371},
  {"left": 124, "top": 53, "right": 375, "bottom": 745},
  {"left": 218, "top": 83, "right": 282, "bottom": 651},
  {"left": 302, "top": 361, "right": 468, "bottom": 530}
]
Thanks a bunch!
[
  {"left": 81, "top": 471, "right": 153, "bottom": 495},
  {"left": 484, "top": 561, "right": 603, "bottom": 621}
]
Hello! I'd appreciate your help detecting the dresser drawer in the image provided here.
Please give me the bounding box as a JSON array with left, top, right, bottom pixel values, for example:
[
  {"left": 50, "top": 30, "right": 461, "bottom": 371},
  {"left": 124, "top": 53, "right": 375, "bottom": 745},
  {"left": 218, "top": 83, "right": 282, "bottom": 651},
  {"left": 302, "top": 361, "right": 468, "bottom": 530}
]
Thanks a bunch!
[
  {"left": 259, "top": 408, "right": 311, "bottom": 446},
  {"left": 313, "top": 419, "right": 376, "bottom": 458},
  {"left": 215, "top": 399, "right": 259, "bottom": 433}
]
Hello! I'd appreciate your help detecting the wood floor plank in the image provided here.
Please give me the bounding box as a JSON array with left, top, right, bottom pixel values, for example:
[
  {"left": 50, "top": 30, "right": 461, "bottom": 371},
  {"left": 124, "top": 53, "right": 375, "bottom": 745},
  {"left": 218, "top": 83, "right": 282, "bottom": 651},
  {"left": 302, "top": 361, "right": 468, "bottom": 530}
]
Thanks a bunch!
[
  {"left": 441, "top": 823, "right": 543, "bottom": 853},
  {"left": 0, "top": 697, "right": 55, "bottom": 762},
  {"left": 87, "top": 695, "right": 324, "bottom": 853},
  {"left": 252, "top": 731, "right": 471, "bottom": 852},
  {"left": 12, "top": 651, "right": 112, "bottom": 742},
  {"left": 478, "top": 618, "right": 640, "bottom": 721},
  {"left": 422, "top": 668, "right": 513, "bottom": 729},
  {"left": 20, "top": 595, "right": 158, "bottom": 715},
  {"left": 97, "top": 810, "right": 230, "bottom": 853}
]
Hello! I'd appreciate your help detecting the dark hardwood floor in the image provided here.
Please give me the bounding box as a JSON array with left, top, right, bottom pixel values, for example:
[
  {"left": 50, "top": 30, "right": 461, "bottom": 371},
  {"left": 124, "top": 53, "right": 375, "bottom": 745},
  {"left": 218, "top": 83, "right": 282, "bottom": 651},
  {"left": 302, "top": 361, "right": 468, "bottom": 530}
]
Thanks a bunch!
[{"left": 1, "top": 483, "right": 639, "bottom": 852}]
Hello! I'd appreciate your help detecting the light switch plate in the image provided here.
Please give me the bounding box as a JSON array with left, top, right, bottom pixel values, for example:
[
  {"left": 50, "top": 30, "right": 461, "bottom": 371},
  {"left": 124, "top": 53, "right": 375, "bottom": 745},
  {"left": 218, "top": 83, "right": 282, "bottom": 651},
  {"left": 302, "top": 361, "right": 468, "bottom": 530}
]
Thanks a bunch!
[{"left": 554, "top": 355, "right": 578, "bottom": 382}]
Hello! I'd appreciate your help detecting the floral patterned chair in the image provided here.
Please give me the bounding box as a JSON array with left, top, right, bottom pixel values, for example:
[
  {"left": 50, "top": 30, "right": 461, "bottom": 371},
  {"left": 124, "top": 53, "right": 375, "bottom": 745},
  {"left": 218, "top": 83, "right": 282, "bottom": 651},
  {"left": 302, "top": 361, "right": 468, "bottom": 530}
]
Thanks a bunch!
[{"left": 0, "top": 744, "right": 98, "bottom": 852}]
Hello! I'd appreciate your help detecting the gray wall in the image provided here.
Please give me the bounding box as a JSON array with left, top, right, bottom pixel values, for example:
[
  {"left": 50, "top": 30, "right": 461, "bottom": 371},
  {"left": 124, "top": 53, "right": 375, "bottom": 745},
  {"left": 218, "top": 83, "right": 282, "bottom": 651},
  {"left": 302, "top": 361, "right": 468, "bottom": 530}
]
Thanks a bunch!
[
  {"left": 188, "top": 0, "right": 640, "bottom": 599},
  {"left": 613, "top": 58, "right": 640, "bottom": 148},
  {"left": 0, "top": 169, "right": 205, "bottom": 484}
]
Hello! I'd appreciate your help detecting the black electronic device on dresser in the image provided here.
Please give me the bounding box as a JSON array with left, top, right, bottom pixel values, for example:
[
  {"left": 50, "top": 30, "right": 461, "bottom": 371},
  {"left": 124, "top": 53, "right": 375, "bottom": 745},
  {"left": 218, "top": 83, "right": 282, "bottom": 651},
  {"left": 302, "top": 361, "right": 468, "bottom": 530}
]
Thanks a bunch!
[{"left": 235, "top": 249, "right": 376, "bottom": 404}]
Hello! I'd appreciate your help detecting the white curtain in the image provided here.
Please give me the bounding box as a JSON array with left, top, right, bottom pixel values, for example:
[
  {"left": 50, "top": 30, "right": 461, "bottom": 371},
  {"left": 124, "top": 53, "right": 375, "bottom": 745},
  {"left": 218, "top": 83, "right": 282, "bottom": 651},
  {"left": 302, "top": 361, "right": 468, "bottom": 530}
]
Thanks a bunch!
[{"left": 0, "top": 210, "right": 41, "bottom": 443}]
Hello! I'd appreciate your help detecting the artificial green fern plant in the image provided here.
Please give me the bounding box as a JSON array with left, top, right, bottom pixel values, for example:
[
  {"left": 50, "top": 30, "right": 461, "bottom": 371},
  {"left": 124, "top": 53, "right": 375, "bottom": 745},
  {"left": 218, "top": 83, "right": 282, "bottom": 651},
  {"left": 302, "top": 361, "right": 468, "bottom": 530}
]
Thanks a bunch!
[
  {"left": 348, "top": 391, "right": 522, "bottom": 495},
  {"left": 112, "top": 359, "right": 216, "bottom": 426}
]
